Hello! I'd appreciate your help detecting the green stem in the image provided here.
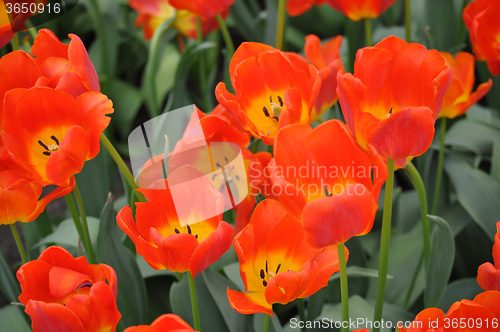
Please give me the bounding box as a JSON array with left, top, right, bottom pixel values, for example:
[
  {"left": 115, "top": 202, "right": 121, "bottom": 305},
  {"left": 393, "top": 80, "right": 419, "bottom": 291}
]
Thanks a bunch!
[
  {"left": 64, "top": 194, "right": 85, "bottom": 251},
  {"left": 431, "top": 118, "right": 447, "bottom": 215},
  {"left": 187, "top": 271, "right": 201, "bottom": 331},
  {"left": 215, "top": 14, "right": 235, "bottom": 58},
  {"left": 263, "top": 313, "right": 271, "bottom": 332},
  {"left": 74, "top": 183, "right": 96, "bottom": 264},
  {"left": 364, "top": 18, "right": 372, "bottom": 47},
  {"left": 85, "top": 0, "right": 110, "bottom": 87},
  {"left": 10, "top": 224, "right": 28, "bottom": 264},
  {"left": 337, "top": 243, "right": 349, "bottom": 332},
  {"left": 297, "top": 298, "right": 306, "bottom": 332},
  {"left": 405, "top": 0, "right": 411, "bottom": 42},
  {"left": 196, "top": 16, "right": 211, "bottom": 111},
  {"left": 275, "top": 0, "right": 286, "bottom": 49},
  {"left": 373, "top": 159, "right": 395, "bottom": 332},
  {"left": 24, "top": 20, "right": 38, "bottom": 40},
  {"left": 404, "top": 162, "right": 431, "bottom": 267},
  {"left": 403, "top": 252, "right": 424, "bottom": 309},
  {"left": 11, "top": 33, "right": 20, "bottom": 51}
]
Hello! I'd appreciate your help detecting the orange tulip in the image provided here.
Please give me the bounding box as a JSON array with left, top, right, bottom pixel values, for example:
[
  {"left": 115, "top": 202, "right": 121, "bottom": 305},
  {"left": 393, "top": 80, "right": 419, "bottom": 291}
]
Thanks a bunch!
[
  {"left": 325, "top": 0, "right": 398, "bottom": 21},
  {"left": 337, "top": 36, "right": 452, "bottom": 168},
  {"left": 128, "top": 0, "right": 226, "bottom": 40},
  {"left": 169, "top": 0, "right": 234, "bottom": 20},
  {"left": 123, "top": 314, "right": 196, "bottom": 332},
  {"left": 304, "top": 34, "right": 345, "bottom": 122},
  {"left": 477, "top": 221, "right": 500, "bottom": 291},
  {"left": 216, "top": 42, "right": 321, "bottom": 144},
  {"left": 269, "top": 120, "right": 387, "bottom": 247},
  {"left": 16, "top": 246, "right": 121, "bottom": 332},
  {"left": 438, "top": 52, "right": 492, "bottom": 119},
  {"left": 227, "top": 199, "right": 347, "bottom": 316},
  {"left": 463, "top": 0, "right": 500, "bottom": 76},
  {"left": 117, "top": 168, "right": 233, "bottom": 276},
  {"left": 1, "top": 87, "right": 113, "bottom": 187},
  {"left": 286, "top": 0, "right": 326, "bottom": 17}
]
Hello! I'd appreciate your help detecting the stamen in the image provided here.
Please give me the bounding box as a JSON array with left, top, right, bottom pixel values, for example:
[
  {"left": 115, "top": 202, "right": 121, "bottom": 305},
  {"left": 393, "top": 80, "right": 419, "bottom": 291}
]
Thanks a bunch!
[
  {"left": 43, "top": 151, "right": 51, "bottom": 157},
  {"left": 260, "top": 269, "right": 265, "bottom": 279},
  {"left": 265, "top": 260, "right": 268, "bottom": 273},
  {"left": 389, "top": 107, "right": 393, "bottom": 114},
  {"left": 270, "top": 96, "right": 273, "bottom": 103},
  {"left": 273, "top": 116, "right": 279, "bottom": 122},
  {"left": 235, "top": 175, "right": 240, "bottom": 181},
  {"left": 174, "top": 228, "right": 180, "bottom": 234},
  {"left": 75, "top": 282, "right": 92, "bottom": 291},
  {"left": 224, "top": 156, "right": 229, "bottom": 163},
  {"left": 187, "top": 225, "right": 192, "bottom": 234},
  {"left": 38, "top": 140, "right": 49, "bottom": 151},
  {"left": 263, "top": 280, "right": 268, "bottom": 287},
  {"left": 263, "top": 107, "right": 270, "bottom": 117},
  {"left": 278, "top": 96, "right": 283, "bottom": 107},
  {"left": 195, "top": 234, "right": 198, "bottom": 239},
  {"left": 216, "top": 162, "right": 221, "bottom": 168},
  {"left": 51, "top": 135, "right": 59, "bottom": 145},
  {"left": 324, "top": 186, "right": 331, "bottom": 197},
  {"left": 276, "top": 264, "right": 281, "bottom": 274}
]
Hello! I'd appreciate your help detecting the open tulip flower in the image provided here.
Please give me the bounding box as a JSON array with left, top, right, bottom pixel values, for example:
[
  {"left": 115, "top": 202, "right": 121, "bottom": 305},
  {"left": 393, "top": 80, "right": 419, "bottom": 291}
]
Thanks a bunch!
[
  {"left": 128, "top": 0, "right": 227, "bottom": 40},
  {"left": 304, "top": 34, "right": 345, "bottom": 122},
  {"left": 16, "top": 246, "right": 121, "bottom": 332},
  {"left": 337, "top": 36, "right": 452, "bottom": 168},
  {"left": 269, "top": 120, "right": 387, "bottom": 247},
  {"left": 169, "top": 0, "right": 234, "bottom": 20},
  {"left": 227, "top": 199, "right": 347, "bottom": 316},
  {"left": 117, "top": 166, "right": 233, "bottom": 276},
  {"left": 325, "top": 0, "right": 398, "bottom": 21},
  {"left": 123, "top": 314, "right": 196, "bottom": 332},
  {"left": 477, "top": 221, "right": 500, "bottom": 291},
  {"left": 463, "top": 0, "right": 500, "bottom": 76},
  {"left": 438, "top": 51, "right": 492, "bottom": 119},
  {"left": 216, "top": 42, "right": 321, "bottom": 144}
]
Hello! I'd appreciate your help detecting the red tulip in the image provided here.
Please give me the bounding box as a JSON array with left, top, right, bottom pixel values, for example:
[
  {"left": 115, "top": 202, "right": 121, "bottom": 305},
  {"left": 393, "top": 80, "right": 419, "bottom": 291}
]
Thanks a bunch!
[
  {"left": 477, "top": 221, "right": 500, "bottom": 291},
  {"left": 269, "top": 120, "right": 387, "bottom": 247},
  {"left": 463, "top": 0, "right": 500, "bottom": 76},
  {"left": 325, "top": 0, "right": 398, "bottom": 21},
  {"left": 438, "top": 52, "right": 492, "bottom": 119},
  {"left": 117, "top": 167, "right": 233, "bottom": 276},
  {"left": 227, "top": 199, "right": 347, "bottom": 315},
  {"left": 17, "top": 246, "right": 121, "bottom": 332},
  {"left": 169, "top": 0, "right": 234, "bottom": 20},
  {"left": 216, "top": 42, "right": 321, "bottom": 144},
  {"left": 304, "top": 34, "right": 345, "bottom": 122},
  {"left": 123, "top": 314, "right": 196, "bottom": 332},
  {"left": 337, "top": 36, "right": 452, "bottom": 168},
  {"left": 286, "top": 0, "right": 326, "bottom": 17}
]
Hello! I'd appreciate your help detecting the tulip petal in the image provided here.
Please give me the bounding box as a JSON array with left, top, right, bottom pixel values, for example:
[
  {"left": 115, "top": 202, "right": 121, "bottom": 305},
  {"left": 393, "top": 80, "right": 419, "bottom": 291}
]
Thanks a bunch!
[{"left": 227, "top": 288, "right": 273, "bottom": 316}]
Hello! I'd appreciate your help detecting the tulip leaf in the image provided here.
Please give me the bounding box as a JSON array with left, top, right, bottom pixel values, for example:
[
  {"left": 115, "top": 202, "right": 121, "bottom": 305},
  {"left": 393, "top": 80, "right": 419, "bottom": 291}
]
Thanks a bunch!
[
  {"left": 96, "top": 195, "right": 148, "bottom": 328},
  {"left": 329, "top": 266, "right": 391, "bottom": 281},
  {"left": 170, "top": 272, "right": 231, "bottom": 332},
  {"left": 425, "top": 0, "right": 457, "bottom": 50},
  {"left": 490, "top": 139, "right": 500, "bottom": 182},
  {"left": 0, "top": 305, "right": 31, "bottom": 332},
  {"left": 438, "top": 278, "right": 483, "bottom": 311},
  {"left": 230, "top": 0, "right": 262, "bottom": 41},
  {"left": 107, "top": 79, "right": 144, "bottom": 141},
  {"left": 424, "top": 215, "right": 455, "bottom": 308},
  {"left": 36, "top": 217, "right": 100, "bottom": 249},
  {"left": 0, "top": 251, "right": 20, "bottom": 303},
  {"left": 254, "top": 313, "right": 283, "bottom": 332},
  {"left": 445, "top": 119, "right": 500, "bottom": 155},
  {"left": 223, "top": 262, "right": 245, "bottom": 291},
  {"left": 444, "top": 156, "right": 500, "bottom": 239}
]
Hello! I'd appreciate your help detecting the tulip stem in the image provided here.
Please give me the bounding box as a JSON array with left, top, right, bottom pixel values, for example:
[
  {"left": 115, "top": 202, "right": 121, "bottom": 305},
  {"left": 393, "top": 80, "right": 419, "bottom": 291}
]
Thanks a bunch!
[
  {"left": 431, "top": 118, "right": 447, "bottom": 215},
  {"left": 263, "top": 313, "right": 271, "bottom": 332},
  {"left": 196, "top": 16, "right": 212, "bottom": 111},
  {"left": 74, "top": 183, "right": 96, "bottom": 264},
  {"left": 215, "top": 14, "right": 235, "bottom": 58},
  {"left": 404, "top": 162, "right": 431, "bottom": 267},
  {"left": 337, "top": 243, "right": 349, "bottom": 332},
  {"left": 10, "top": 224, "right": 28, "bottom": 264},
  {"left": 405, "top": 0, "right": 411, "bottom": 42},
  {"left": 85, "top": 0, "right": 111, "bottom": 85},
  {"left": 364, "top": 18, "right": 372, "bottom": 47},
  {"left": 100, "top": 134, "right": 145, "bottom": 202},
  {"left": 297, "top": 298, "right": 306, "bottom": 332},
  {"left": 275, "top": 0, "right": 286, "bottom": 50},
  {"left": 64, "top": 194, "right": 86, "bottom": 253},
  {"left": 11, "top": 33, "right": 20, "bottom": 51},
  {"left": 373, "top": 158, "right": 395, "bottom": 332},
  {"left": 187, "top": 271, "right": 201, "bottom": 331}
]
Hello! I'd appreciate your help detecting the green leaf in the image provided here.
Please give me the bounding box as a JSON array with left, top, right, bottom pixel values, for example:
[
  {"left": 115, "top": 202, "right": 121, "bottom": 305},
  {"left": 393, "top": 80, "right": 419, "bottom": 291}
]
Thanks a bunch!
[
  {"left": 0, "top": 305, "right": 31, "bottom": 332},
  {"left": 438, "top": 278, "right": 483, "bottom": 311},
  {"left": 36, "top": 217, "right": 100, "bottom": 249},
  {"left": 329, "top": 266, "right": 390, "bottom": 281},
  {"left": 424, "top": 215, "right": 455, "bottom": 308},
  {"left": 96, "top": 195, "right": 148, "bottom": 328},
  {"left": 425, "top": 0, "right": 457, "bottom": 50},
  {"left": 0, "top": 251, "right": 20, "bottom": 303},
  {"left": 107, "top": 79, "right": 144, "bottom": 140},
  {"left": 230, "top": 0, "right": 262, "bottom": 41},
  {"left": 223, "top": 262, "right": 245, "bottom": 291},
  {"left": 444, "top": 156, "right": 500, "bottom": 239},
  {"left": 491, "top": 139, "right": 500, "bottom": 182},
  {"left": 253, "top": 313, "right": 283, "bottom": 332},
  {"left": 445, "top": 119, "right": 500, "bottom": 155},
  {"left": 137, "top": 255, "right": 175, "bottom": 279}
]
